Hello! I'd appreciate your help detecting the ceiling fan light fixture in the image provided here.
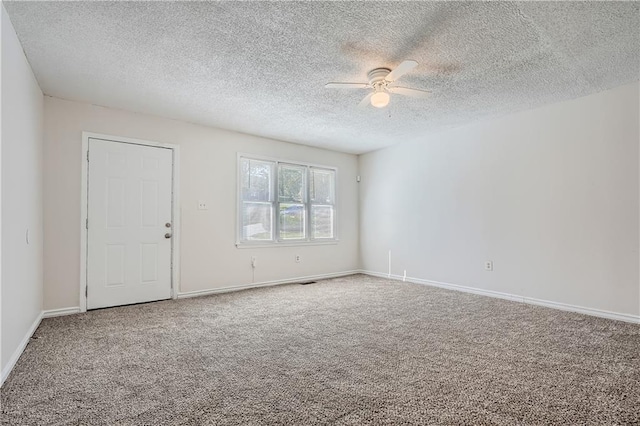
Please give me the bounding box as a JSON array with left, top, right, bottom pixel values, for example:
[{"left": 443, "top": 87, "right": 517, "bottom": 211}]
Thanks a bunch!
[
  {"left": 370, "top": 91, "right": 390, "bottom": 108},
  {"left": 325, "top": 60, "right": 426, "bottom": 109}
]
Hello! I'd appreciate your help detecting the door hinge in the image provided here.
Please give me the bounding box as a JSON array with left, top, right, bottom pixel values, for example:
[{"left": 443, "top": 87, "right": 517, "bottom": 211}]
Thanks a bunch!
[
  {"left": 85, "top": 286, "right": 88, "bottom": 297},
  {"left": 87, "top": 150, "right": 90, "bottom": 162},
  {"left": 86, "top": 218, "right": 88, "bottom": 229}
]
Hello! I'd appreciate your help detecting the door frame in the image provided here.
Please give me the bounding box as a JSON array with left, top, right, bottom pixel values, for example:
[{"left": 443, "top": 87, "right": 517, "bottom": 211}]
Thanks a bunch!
[{"left": 79, "top": 132, "right": 181, "bottom": 312}]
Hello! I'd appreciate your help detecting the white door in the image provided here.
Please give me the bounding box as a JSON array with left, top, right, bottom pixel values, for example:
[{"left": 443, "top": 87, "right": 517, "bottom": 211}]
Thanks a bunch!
[{"left": 87, "top": 138, "right": 173, "bottom": 310}]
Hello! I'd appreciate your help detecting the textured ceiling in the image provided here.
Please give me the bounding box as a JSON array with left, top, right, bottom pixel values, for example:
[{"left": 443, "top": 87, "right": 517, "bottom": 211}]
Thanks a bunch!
[{"left": 4, "top": 1, "right": 639, "bottom": 154}]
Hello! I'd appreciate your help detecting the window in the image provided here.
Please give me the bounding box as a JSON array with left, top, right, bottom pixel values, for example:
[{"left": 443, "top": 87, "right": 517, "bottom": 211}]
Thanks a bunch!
[
  {"left": 240, "top": 158, "right": 274, "bottom": 241},
  {"left": 238, "top": 155, "right": 336, "bottom": 245},
  {"left": 309, "top": 167, "right": 335, "bottom": 239}
]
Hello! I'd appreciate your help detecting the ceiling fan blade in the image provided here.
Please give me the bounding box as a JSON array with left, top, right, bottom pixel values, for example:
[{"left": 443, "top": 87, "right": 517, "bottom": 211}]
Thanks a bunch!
[
  {"left": 358, "top": 92, "right": 373, "bottom": 108},
  {"left": 388, "top": 86, "right": 431, "bottom": 99},
  {"left": 325, "top": 82, "right": 369, "bottom": 89},
  {"left": 385, "top": 60, "right": 418, "bottom": 82}
]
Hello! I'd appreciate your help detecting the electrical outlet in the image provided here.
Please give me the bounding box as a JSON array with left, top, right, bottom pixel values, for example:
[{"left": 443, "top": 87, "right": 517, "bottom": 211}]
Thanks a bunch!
[
  {"left": 295, "top": 254, "right": 301, "bottom": 263},
  {"left": 484, "top": 261, "right": 493, "bottom": 271},
  {"left": 197, "top": 200, "right": 208, "bottom": 210},
  {"left": 251, "top": 256, "right": 257, "bottom": 268}
]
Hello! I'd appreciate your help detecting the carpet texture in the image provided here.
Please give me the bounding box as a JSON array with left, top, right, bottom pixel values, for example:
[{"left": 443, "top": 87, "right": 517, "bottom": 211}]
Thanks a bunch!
[{"left": 2, "top": 274, "right": 639, "bottom": 425}]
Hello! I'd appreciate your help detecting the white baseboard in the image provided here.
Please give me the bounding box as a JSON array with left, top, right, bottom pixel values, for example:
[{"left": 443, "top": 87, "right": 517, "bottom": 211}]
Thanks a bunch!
[
  {"left": 364, "top": 270, "right": 524, "bottom": 303},
  {"left": 178, "top": 270, "right": 360, "bottom": 299},
  {"left": 42, "top": 307, "right": 81, "bottom": 318},
  {"left": 522, "top": 297, "right": 639, "bottom": 324},
  {"left": 360, "top": 270, "right": 640, "bottom": 324},
  {"left": 1, "top": 311, "right": 43, "bottom": 386}
]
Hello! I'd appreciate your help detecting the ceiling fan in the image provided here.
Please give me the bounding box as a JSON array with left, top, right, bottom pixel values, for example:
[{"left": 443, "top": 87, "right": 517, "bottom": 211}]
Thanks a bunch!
[{"left": 325, "top": 60, "right": 430, "bottom": 109}]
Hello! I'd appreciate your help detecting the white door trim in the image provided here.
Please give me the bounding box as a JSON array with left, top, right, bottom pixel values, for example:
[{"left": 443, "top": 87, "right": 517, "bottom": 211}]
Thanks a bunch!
[{"left": 80, "top": 132, "right": 181, "bottom": 312}]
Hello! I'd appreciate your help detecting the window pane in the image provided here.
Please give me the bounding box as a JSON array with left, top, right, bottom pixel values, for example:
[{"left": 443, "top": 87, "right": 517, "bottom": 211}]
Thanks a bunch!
[
  {"left": 241, "top": 158, "right": 273, "bottom": 202},
  {"left": 278, "top": 164, "right": 305, "bottom": 203},
  {"left": 279, "top": 203, "right": 305, "bottom": 240},
  {"left": 311, "top": 205, "right": 334, "bottom": 239},
  {"left": 242, "top": 202, "right": 272, "bottom": 240},
  {"left": 311, "top": 168, "right": 335, "bottom": 204}
]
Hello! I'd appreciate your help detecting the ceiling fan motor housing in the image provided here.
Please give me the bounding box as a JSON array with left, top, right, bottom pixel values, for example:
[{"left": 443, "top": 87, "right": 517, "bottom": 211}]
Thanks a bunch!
[{"left": 368, "top": 68, "right": 391, "bottom": 91}]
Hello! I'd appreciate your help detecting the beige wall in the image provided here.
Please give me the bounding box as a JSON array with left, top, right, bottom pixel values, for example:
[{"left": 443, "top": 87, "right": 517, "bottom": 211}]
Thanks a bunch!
[
  {"left": 1, "top": 5, "right": 44, "bottom": 380},
  {"left": 43, "top": 97, "right": 359, "bottom": 311},
  {"left": 359, "top": 82, "right": 640, "bottom": 318}
]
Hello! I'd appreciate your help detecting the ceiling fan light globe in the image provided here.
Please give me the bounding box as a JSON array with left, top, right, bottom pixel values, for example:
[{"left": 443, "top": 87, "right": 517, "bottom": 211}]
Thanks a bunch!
[{"left": 370, "top": 91, "right": 390, "bottom": 108}]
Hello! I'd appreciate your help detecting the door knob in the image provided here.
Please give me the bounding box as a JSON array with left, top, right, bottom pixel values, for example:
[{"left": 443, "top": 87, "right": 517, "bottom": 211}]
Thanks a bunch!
[{"left": 165, "top": 233, "right": 172, "bottom": 239}]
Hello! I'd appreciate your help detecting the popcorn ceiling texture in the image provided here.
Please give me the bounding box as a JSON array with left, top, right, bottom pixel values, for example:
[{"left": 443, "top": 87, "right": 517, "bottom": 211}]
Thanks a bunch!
[
  {"left": 2, "top": 275, "right": 639, "bottom": 424},
  {"left": 4, "top": 1, "right": 639, "bottom": 154}
]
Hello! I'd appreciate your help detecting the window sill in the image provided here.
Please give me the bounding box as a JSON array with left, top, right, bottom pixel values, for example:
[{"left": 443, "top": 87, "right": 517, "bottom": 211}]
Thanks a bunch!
[{"left": 236, "top": 240, "right": 339, "bottom": 249}]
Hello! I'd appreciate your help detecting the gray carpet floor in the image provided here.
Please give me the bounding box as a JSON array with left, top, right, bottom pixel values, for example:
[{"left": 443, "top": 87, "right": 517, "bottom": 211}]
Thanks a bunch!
[{"left": 1, "top": 274, "right": 639, "bottom": 425}]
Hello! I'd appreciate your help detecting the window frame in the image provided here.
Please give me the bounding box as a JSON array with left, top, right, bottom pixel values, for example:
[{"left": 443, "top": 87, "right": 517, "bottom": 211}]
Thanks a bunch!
[{"left": 236, "top": 153, "right": 338, "bottom": 247}]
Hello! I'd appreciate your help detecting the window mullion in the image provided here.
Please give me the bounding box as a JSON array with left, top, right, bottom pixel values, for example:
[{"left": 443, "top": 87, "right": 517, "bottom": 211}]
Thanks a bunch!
[
  {"left": 274, "top": 161, "right": 279, "bottom": 242},
  {"left": 304, "top": 166, "right": 313, "bottom": 241}
]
